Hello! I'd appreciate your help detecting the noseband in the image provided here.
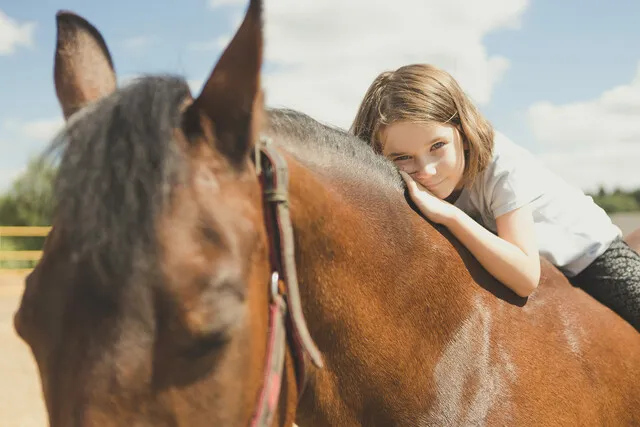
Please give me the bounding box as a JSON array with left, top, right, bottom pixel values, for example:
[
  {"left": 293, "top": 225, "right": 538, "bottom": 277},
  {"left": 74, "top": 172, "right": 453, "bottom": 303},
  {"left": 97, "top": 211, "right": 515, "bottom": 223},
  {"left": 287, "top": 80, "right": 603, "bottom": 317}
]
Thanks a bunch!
[{"left": 249, "top": 135, "right": 324, "bottom": 426}]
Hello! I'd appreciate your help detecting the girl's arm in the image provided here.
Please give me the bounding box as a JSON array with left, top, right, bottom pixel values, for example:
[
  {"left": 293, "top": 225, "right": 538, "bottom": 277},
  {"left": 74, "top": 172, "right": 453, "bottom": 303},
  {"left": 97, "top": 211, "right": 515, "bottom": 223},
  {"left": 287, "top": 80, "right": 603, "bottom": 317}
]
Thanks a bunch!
[
  {"left": 401, "top": 171, "right": 540, "bottom": 297},
  {"left": 442, "top": 204, "right": 541, "bottom": 297}
]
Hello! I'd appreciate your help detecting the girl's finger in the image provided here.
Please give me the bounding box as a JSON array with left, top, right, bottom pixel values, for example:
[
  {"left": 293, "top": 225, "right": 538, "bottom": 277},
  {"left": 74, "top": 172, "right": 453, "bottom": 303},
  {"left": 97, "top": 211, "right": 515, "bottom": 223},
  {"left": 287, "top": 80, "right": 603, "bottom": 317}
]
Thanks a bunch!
[{"left": 400, "top": 171, "right": 418, "bottom": 192}]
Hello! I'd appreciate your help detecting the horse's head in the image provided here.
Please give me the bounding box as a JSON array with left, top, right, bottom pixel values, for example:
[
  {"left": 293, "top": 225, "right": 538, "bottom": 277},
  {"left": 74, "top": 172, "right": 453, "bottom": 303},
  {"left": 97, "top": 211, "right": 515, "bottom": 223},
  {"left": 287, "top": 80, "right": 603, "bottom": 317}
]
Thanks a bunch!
[{"left": 14, "top": 1, "right": 319, "bottom": 425}]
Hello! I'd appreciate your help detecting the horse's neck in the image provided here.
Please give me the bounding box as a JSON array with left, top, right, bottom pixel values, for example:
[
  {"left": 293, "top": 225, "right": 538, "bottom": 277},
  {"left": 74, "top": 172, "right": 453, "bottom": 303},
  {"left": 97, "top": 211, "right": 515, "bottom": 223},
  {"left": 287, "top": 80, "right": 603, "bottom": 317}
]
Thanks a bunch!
[
  {"left": 286, "top": 157, "right": 499, "bottom": 423},
  {"left": 286, "top": 155, "right": 482, "bottom": 319}
]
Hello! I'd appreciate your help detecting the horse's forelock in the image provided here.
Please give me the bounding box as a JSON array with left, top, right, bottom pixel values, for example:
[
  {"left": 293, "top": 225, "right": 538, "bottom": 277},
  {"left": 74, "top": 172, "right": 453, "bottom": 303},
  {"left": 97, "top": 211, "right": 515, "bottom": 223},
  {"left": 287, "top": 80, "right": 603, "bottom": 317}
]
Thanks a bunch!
[{"left": 45, "top": 76, "right": 191, "bottom": 290}]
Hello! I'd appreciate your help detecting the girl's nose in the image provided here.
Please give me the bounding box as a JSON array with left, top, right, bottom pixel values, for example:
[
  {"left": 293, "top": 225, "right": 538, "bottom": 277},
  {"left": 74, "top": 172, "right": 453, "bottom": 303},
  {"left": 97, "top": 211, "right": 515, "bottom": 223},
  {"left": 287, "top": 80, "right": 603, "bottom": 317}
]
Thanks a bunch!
[
  {"left": 424, "top": 163, "right": 437, "bottom": 176},
  {"left": 415, "top": 158, "right": 437, "bottom": 178}
]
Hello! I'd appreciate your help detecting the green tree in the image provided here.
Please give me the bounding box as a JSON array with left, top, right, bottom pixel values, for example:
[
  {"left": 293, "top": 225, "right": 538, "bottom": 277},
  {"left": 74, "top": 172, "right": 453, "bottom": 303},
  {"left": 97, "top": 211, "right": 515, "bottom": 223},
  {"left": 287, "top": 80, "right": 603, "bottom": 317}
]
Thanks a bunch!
[
  {"left": 0, "top": 157, "right": 56, "bottom": 264},
  {"left": 0, "top": 157, "right": 56, "bottom": 226},
  {"left": 589, "top": 187, "right": 640, "bottom": 213}
]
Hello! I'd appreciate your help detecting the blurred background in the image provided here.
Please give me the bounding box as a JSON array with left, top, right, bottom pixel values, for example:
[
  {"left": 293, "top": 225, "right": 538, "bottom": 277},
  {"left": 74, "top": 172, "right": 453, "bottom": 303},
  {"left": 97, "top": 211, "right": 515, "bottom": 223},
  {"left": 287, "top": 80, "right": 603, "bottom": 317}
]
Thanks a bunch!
[{"left": 1, "top": 0, "right": 639, "bottom": 425}]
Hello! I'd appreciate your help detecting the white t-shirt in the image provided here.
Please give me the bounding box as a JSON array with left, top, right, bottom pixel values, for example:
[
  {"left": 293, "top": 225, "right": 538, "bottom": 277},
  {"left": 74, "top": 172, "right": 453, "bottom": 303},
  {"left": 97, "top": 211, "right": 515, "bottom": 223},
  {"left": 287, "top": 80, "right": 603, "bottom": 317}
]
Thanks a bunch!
[{"left": 453, "top": 131, "right": 622, "bottom": 277}]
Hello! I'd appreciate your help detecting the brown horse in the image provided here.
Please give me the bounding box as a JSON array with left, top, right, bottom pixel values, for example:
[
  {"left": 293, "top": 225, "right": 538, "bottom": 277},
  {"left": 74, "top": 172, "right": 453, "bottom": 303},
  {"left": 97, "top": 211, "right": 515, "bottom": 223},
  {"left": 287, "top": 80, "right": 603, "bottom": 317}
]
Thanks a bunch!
[
  {"left": 626, "top": 228, "right": 640, "bottom": 253},
  {"left": 14, "top": 1, "right": 640, "bottom": 426}
]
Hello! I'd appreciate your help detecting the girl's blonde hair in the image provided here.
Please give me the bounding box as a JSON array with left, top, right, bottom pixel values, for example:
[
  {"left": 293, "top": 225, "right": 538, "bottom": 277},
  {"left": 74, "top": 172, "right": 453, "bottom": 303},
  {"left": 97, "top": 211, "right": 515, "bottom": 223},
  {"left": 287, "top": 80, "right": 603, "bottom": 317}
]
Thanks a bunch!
[{"left": 350, "top": 63, "right": 494, "bottom": 186}]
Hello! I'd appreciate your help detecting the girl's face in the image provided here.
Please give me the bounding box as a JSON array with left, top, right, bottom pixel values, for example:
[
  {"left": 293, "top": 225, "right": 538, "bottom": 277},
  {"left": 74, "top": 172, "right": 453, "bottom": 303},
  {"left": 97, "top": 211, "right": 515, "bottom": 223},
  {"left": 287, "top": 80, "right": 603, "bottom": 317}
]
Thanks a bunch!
[{"left": 381, "top": 121, "right": 467, "bottom": 200}]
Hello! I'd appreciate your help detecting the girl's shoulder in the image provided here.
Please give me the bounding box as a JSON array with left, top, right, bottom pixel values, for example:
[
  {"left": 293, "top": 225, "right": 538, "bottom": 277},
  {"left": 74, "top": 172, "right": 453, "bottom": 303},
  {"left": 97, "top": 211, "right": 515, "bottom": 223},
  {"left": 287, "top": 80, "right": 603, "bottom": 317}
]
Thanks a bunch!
[
  {"left": 464, "top": 131, "right": 548, "bottom": 219},
  {"left": 474, "top": 131, "right": 541, "bottom": 191}
]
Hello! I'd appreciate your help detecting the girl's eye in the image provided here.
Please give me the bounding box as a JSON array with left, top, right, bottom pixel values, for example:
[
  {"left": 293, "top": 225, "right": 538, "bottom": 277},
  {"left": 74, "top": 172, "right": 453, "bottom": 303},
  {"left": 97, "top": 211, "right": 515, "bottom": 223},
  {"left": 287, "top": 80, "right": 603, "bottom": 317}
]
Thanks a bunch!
[
  {"left": 431, "top": 141, "right": 445, "bottom": 151},
  {"left": 393, "top": 155, "right": 412, "bottom": 162}
]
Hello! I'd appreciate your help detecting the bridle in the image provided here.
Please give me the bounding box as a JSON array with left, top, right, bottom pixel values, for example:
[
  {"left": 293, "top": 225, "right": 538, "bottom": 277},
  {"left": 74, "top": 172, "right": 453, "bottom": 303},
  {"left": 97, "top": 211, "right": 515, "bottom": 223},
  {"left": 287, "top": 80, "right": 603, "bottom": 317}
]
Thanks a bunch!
[{"left": 249, "top": 135, "right": 324, "bottom": 426}]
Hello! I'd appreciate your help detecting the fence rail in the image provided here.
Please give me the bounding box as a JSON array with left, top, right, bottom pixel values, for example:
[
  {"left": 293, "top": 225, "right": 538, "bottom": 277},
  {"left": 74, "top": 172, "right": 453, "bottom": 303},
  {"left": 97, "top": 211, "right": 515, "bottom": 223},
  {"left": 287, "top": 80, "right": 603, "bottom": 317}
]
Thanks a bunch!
[{"left": 0, "top": 226, "right": 51, "bottom": 275}]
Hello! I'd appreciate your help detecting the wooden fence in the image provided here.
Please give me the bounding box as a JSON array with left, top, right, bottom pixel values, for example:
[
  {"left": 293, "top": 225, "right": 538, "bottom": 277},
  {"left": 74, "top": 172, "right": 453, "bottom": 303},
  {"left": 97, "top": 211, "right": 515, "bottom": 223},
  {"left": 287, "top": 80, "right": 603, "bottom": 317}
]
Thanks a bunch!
[
  {"left": 0, "top": 215, "right": 637, "bottom": 277},
  {"left": 0, "top": 226, "right": 51, "bottom": 275}
]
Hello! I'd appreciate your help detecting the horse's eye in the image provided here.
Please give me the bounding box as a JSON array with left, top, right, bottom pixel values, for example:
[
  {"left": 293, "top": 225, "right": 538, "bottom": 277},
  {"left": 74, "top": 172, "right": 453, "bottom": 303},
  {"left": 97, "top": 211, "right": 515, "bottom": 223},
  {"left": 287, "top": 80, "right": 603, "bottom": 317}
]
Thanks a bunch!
[{"left": 183, "top": 331, "right": 230, "bottom": 360}]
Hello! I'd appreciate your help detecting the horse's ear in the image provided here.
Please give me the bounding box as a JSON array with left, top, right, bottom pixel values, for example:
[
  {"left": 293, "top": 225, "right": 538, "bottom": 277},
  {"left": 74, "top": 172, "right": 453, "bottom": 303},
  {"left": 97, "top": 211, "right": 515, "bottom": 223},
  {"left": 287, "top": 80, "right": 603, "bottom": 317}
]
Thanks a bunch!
[
  {"left": 54, "top": 11, "right": 117, "bottom": 120},
  {"left": 186, "top": 0, "right": 264, "bottom": 166}
]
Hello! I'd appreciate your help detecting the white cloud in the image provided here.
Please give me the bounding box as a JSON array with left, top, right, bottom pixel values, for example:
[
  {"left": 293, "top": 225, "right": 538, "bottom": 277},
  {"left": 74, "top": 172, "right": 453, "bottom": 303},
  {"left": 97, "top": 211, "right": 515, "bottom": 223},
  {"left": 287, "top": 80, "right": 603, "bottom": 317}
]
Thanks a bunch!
[
  {"left": 0, "top": 116, "right": 62, "bottom": 190},
  {"left": 123, "top": 36, "right": 153, "bottom": 50},
  {"left": 4, "top": 117, "right": 64, "bottom": 142},
  {"left": 528, "top": 62, "right": 640, "bottom": 148},
  {"left": 528, "top": 62, "right": 640, "bottom": 191},
  {"left": 209, "top": 0, "right": 246, "bottom": 8},
  {"left": 540, "top": 144, "right": 640, "bottom": 193},
  {"left": 203, "top": 0, "right": 528, "bottom": 129},
  {"left": 22, "top": 117, "right": 65, "bottom": 141},
  {"left": 0, "top": 10, "right": 35, "bottom": 55},
  {"left": 0, "top": 128, "right": 43, "bottom": 191}
]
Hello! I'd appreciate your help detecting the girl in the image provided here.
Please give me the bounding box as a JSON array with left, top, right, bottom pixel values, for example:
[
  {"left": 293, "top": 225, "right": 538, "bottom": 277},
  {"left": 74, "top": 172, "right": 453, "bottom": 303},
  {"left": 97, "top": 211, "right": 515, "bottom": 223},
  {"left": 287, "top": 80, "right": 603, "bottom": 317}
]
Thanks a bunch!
[{"left": 350, "top": 63, "right": 640, "bottom": 330}]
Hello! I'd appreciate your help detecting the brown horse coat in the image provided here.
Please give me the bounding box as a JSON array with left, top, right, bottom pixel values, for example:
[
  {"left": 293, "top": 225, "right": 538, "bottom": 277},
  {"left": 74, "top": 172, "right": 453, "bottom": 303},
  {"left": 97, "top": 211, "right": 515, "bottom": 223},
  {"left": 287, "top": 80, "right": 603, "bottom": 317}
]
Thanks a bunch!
[{"left": 14, "top": 1, "right": 640, "bottom": 426}]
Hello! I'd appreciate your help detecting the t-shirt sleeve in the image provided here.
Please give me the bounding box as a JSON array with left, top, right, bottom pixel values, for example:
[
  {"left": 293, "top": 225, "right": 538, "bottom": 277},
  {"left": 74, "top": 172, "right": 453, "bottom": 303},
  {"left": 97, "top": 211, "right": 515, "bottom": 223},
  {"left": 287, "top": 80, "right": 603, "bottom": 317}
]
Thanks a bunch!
[{"left": 485, "top": 150, "right": 544, "bottom": 219}]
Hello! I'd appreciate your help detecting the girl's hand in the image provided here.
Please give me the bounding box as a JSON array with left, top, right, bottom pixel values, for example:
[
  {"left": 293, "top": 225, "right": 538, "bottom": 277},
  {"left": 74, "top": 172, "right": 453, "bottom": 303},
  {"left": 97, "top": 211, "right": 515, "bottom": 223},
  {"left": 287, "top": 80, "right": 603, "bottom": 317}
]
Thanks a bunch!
[{"left": 400, "top": 171, "right": 456, "bottom": 225}]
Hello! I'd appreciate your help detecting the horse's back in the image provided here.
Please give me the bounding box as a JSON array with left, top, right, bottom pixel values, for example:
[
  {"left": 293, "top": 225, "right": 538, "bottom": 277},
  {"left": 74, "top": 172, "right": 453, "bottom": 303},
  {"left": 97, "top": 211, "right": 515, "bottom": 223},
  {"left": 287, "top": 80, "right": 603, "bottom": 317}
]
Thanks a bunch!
[
  {"left": 625, "top": 227, "right": 640, "bottom": 253},
  {"left": 349, "top": 217, "right": 640, "bottom": 426},
  {"left": 479, "top": 259, "right": 640, "bottom": 425}
]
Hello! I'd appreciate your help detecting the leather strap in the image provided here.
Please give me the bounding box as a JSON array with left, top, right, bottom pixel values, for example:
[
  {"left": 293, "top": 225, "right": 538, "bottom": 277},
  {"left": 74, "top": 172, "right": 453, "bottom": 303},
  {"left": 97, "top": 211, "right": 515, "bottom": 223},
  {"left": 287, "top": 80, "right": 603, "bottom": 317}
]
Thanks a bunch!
[{"left": 248, "top": 136, "right": 324, "bottom": 426}]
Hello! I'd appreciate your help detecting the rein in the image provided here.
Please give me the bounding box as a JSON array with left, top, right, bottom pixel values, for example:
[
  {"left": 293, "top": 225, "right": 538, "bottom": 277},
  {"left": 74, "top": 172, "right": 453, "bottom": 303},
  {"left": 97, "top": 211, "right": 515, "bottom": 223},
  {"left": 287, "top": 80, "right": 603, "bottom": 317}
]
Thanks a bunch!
[{"left": 249, "top": 135, "right": 324, "bottom": 426}]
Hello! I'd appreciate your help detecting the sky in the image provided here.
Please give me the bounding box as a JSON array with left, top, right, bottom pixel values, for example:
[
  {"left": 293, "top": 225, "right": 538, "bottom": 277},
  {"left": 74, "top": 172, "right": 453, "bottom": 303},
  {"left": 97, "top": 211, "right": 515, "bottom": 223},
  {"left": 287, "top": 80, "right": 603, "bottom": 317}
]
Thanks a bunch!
[{"left": 1, "top": 0, "right": 639, "bottom": 193}]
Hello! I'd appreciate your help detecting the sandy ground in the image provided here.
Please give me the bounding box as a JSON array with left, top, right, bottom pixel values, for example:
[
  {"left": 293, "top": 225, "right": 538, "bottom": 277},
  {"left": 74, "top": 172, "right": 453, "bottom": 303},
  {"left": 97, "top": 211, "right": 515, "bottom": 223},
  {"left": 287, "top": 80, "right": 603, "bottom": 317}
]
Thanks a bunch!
[
  {"left": 1, "top": 214, "right": 639, "bottom": 425},
  {"left": 611, "top": 212, "right": 640, "bottom": 236},
  {"left": 0, "top": 272, "right": 47, "bottom": 426}
]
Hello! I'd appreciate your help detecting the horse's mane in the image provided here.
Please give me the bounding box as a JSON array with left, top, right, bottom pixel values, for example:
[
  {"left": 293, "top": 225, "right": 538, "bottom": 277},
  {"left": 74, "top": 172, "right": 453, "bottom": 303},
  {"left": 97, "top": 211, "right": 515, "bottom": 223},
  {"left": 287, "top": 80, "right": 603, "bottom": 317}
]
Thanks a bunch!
[
  {"left": 45, "top": 75, "right": 189, "bottom": 285},
  {"left": 43, "top": 76, "right": 405, "bottom": 287},
  {"left": 265, "top": 108, "right": 403, "bottom": 192}
]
